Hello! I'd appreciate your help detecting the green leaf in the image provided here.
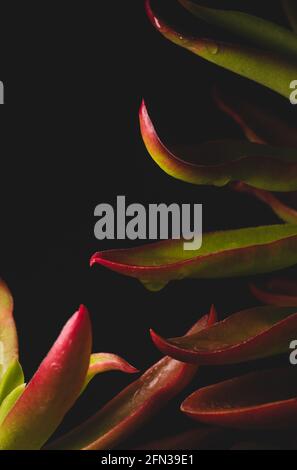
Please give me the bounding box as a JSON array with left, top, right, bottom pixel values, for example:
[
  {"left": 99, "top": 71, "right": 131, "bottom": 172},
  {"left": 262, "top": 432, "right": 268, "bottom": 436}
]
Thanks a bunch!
[
  {"left": 145, "top": 0, "right": 297, "bottom": 98},
  {"left": 82, "top": 353, "right": 138, "bottom": 393},
  {"left": 151, "top": 305, "right": 297, "bottom": 364},
  {"left": 0, "top": 306, "right": 92, "bottom": 450},
  {"left": 0, "top": 281, "right": 18, "bottom": 379},
  {"left": 0, "top": 384, "right": 25, "bottom": 426},
  {"left": 283, "top": 0, "right": 297, "bottom": 33},
  {"left": 179, "top": 0, "right": 297, "bottom": 60},
  {"left": 47, "top": 310, "right": 216, "bottom": 450},
  {"left": 0, "top": 360, "right": 24, "bottom": 405},
  {"left": 91, "top": 224, "right": 297, "bottom": 291},
  {"left": 139, "top": 101, "right": 297, "bottom": 192}
]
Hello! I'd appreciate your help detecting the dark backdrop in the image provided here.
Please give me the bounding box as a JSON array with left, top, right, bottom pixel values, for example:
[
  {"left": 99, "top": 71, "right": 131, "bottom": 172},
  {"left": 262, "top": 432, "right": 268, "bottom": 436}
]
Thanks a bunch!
[{"left": 0, "top": 0, "right": 296, "bottom": 447}]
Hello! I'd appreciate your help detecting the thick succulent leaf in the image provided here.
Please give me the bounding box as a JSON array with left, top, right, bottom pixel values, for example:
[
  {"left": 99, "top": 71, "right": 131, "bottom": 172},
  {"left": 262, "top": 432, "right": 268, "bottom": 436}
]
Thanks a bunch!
[
  {"left": 214, "top": 86, "right": 297, "bottom": 147},
  {"left": 82, "top": 353, "right": 138, "bottom": 392},
  {"left": 179, "top": 0, "right": 297, "bottom": 60},
  {"left": 0, "top": 281, "right": 18, "bottom": 379},
  {"left": 0, "top": 360, "right": 24, "bottom": 405},
  {"left": 0, "top": 384, "right": 25, "bottom": 426},
  {"left": 181, "top": 367, "right": 297, "bottom": 429},
  {"left": 232, "top": 183, "right": 297, "bottom": 224},
  {"left": 0, "top": 305, "right": 92, "bottom": 450},
  {"left": 145, "top": 0, "right": 297, "bottom": 98},
  {"left": 91, "top": 224, "right": 297, "bottom": 292},
  {"left": 151, "top": 305, "right": 297, "bottom": 364},
  {"left": 283, "top": 0, "right": 297, "bottom": 33},
  {"left": 139, "top": 101, "right": 297, "bottom": 191},
  {"left": 47, "top": 309, "right": 217, "bottom": 450},
  {"left": 251, "top": 279, "right": 297, "bottom": 307}
]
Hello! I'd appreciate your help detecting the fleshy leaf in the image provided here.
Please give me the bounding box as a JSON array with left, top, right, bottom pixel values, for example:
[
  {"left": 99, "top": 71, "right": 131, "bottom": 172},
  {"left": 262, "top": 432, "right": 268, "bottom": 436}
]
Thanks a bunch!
[
  {"left": 139, "top": 100, "right": 297, "bottom": 191},
  {"left": 181, "top": 367, "right": 297, "bottom": 429},
  {"left": 47, "top": 309, "right": 216, "bottom": 450},
  {"left": 145, "top": 0, "right": 297, "bottom": 98},
  {"left": 0, "top": 281, "right": 18, "bottom": 379},
  {"left": 283, "top": 0, "right": 297, "bottom": 33},
  {"left": 232, "top": 183, "right": 297, "bottom": 224},
  {"left": 91, "top": 224, "right": 297, "bottom": 292},
  {"left": 0, "top": 384, "right": 25, "bottom": 426},
  {"left": 213, "top": 86, "right": 297, "bottom": 147},
  {"left": 179, "top": 0, "right": 297, "bottom": 60},
  {"left": 151, "top": 305, "right": 297, "bottom": 364},
  {"left": 251, "top": 279, "right": 297, "bottom": 307},
  {"left": 0, "top": 360, "right": 24, "bottom": 405},
  {"left": 0, "top": 305, "right": 92, "bottom": 450},
  {"left": 82, "top": 353, "right": 138, "bottom": 392}
]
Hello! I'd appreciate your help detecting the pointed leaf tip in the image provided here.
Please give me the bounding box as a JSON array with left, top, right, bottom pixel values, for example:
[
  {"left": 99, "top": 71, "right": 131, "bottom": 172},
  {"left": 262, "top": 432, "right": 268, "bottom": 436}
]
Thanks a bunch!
[{"left": 0, "top": 306, "right": 92, "bottom": 450}]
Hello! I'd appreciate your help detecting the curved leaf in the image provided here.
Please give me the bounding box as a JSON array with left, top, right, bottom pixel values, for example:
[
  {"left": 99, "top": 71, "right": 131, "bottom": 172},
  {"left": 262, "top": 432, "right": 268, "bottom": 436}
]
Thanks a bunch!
[
  {"left": 0, "top": 281, "right": 18, "bottom": 379},
  {"left": 213, "top": 86, "right": 297, "bottom": 147},
  {"left": 47, "top": 309, "right": 217, "bottom": 450},
  {"left": 139, "top": 101, "right": 297, "bottom": 191},
  {"left": 0, "top": 305, "right": 92, "bottom": 450},
  {"left": 82, "top": 353, "right": 138, "bottom": 392},
  {"left": 251, "top": 279, "right": 297, "bottom": 307},
  {"left": 179, "top": 0, "right": 297, "bottom": 60},
  {"left": 91, "top": 224, "right": 297, "bottom": 292},
  {"left": 151, "top": 305, "right": 297, "bottom": 364},
  {"left": 283, "top": 0, "right": 297, "bottom": 33},
  {"left": 145, "top": 0, "right": 297, "bottom": 98},
  {"left": 181, "top": 367, "right": 297, "bottom": 429},
  {"left": 232, "top": 183, "right": 297, "bottom": 224},
  {"left": 136, "top": 427, "right": 224, "bottom": 450},
  {"left": 0, "top": 360, "right": 24, "bottom": 405}
]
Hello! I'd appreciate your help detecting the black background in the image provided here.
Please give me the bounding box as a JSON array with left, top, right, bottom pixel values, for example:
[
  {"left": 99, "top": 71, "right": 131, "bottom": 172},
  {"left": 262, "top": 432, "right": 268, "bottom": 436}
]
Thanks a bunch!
[{"left": 0, "top": 0, "right": 296, "bottom": 448}]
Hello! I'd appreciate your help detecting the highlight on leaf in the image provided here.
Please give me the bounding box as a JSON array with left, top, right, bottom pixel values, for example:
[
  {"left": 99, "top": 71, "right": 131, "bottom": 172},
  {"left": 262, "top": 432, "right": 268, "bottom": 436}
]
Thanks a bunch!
[
  {"left": 47, "top": 310, "right": 216, "bottom": 450},
  {"left": 181, "top": 367, "right": 297, "bottom": 429},
  {"left": 139, "top": 100, "right": 297, "bottom": 192},
  {"left": 151, "top": 305, "right": 297, "bottom": 365},
  {"left": 145, "top": 0, "right": 297, "bottom": 99},
  {"left": 91, "top": 224, "right": 297, "bottom": 291}
]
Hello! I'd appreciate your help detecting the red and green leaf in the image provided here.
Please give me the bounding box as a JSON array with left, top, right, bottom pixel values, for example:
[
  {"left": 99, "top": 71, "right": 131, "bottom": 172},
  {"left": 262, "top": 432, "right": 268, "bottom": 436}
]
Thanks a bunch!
[
  {"left": 0, "top": 281, "right": 18, "bottom": 379},
  {"left": 139, "top": 101, "right": 297, "bottom": 192},
  {"left": 91, "top": 224, "right": 297, "bottom": 291},
  {"left": 82, "top": 353, "right": 138, "bottom": 392},
  {"left": 145, "top": 0, "right": 297, "bottom": 98},
  {"left": 47, "top": 309, "right": 216, "bottom": 450},
  {"left": 0, "top": 305, "right": 92, "bottom": 450},
  {"left": 151, "top": 305, "right": 297, "bottom": 364},
  {"left": 181, "top": 367, "right": 297, "bottom": 429}
]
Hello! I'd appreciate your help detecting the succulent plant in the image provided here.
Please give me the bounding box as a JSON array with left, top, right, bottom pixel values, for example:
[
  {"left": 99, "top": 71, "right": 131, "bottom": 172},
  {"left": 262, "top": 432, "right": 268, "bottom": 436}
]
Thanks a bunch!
[
  {"left": 89, "top": 0, "right": 297, "bottom": 445},
  {"left": 2, "top": 0, "right": 297, "bottom": 450}
]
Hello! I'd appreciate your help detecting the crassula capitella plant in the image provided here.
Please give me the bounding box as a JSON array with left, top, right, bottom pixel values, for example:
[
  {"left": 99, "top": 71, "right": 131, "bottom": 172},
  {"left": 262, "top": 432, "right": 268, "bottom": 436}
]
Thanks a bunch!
[
  {"left": 2, "top": 0, "right": 297, "bottom": 452},
  {"left": 89, "top": 0, "right": 297, "bottom": 446}
]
